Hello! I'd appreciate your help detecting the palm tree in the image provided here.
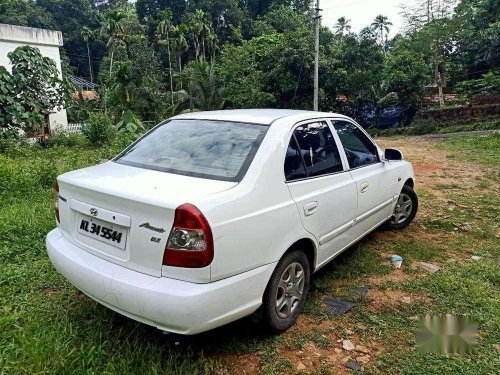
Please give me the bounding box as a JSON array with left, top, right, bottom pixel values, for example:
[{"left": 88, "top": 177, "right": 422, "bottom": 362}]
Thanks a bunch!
[
  {"left": 334, "top": 17, "right": 351, "bottom": 36},
  {"left": 157, "top": 9, "right": 176, "bottom": 106},
  {"left": 370, "top": 81, "right": 399, "bottom": 127},
  {"left": 111, "top": 60, "right": 134, "bottom": 106},
  {"left": 186, "top": 9, "right": 211, "bottom": 61},
  {"left": 173, "top": 24, "right": 189, "bottom": 74},
  {"left": 206, "top": 28, "right": 219, "bottom": 61},
  {"left": 102, "top": 9, "right": 126, "bottom": 74},
  {"left": 370, "top": 15, "right": 392, "bottom": 52},
  {"left": 81, "top": 26, "right": 94, "bottom": 83},
  {"left": 170, "top": 61, "right": 225, "bottom": 114},
  {"left": 199, "top": 13, "right": 212, "bottom": 61}
]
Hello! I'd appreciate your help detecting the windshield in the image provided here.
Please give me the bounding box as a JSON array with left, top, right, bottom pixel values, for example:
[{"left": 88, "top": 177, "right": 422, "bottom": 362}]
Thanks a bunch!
[{"left": 114, "top": 119, "right": 268, "bottom": 182}]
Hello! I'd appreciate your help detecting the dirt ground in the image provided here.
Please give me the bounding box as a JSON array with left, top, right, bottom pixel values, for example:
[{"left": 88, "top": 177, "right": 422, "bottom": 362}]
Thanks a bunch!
[{"left": 215, "top": 137, "right": 499, "bottom": 374}]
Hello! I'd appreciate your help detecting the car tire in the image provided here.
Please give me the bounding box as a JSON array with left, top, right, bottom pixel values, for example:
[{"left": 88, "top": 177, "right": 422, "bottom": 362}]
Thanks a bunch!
[
  {"left": 262, "top": 249, "right": 310, "bottom": 334},
  {"left": 385, "top": 185, "right": 418, "bottom": 230}
]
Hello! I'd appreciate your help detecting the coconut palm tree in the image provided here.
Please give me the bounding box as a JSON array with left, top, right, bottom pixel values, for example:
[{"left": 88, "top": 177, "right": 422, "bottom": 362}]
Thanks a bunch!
[
  {"left": 334, "top": 17, "right": 351, "bottom": 36},
  {"left": 157, "top": 9, "right": 176, "bottom": 106},
  {"left": 170, "top": 61, "right": 225, "bottom": 114},
  {"left": 370, "top": 81, "right": 399, "bottom": 127},
  {"left": 102, "top": 9, "right": 126, "bottom": 74},
  {"left": 370, "top": 15, "right": 392, "bottom": 52},
  {"left": 81, "top": 26, "right": 94, "bottom": 83}
]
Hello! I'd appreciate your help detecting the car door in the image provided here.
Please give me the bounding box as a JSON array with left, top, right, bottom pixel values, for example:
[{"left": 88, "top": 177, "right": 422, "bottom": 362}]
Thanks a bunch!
[
  {"left": 285, "top": 120, "right": 357, "bottom": 266},
  {"left": 331, "top": 120, "right": 395, "bottom": 237}
]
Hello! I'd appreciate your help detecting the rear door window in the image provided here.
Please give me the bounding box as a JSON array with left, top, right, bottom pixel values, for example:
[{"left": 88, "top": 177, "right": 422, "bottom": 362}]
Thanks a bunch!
[
  {"left": 332, "top": 121, "right": 379, "bottom": 169},
  {"left": 115, "top": 119, "right": 268, "bottom": 182},
  {"left": 285, "top": 121, "right": 344, "bottom": 181}
]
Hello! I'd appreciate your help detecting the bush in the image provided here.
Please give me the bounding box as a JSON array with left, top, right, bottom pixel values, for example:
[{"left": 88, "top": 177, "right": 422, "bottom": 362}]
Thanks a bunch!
[
  {"left": 0, "top": 127, "right": 25, "bottom": 154},
  {"left": 115, "top": 110, "right": 145, "bottom": 138},
  {"left": 46, "top": 127, "right": 87, "bottom": 148},
  {"left": 82, "top": 112, "right": 115, "bottom": 147},
  {"left": 407, "top": 118, "right": 439, "bottom": 135}
]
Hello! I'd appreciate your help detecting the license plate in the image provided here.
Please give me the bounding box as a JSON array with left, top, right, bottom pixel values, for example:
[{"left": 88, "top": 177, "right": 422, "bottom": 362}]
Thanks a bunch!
[{"left": 77, "top": 215, "right": 127, "bottom": 250}]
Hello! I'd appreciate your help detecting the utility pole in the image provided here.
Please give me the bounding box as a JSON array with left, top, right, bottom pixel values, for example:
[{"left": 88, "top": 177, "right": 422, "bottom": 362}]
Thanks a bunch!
[{"left": 313, "top": 0, "right": 321, "bottom": 111}]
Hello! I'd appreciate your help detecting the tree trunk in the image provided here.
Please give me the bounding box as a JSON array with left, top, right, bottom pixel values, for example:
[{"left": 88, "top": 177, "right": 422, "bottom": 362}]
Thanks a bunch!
[
  {"left": 194, "top": 39, "right": 199, "bottom": 61},
  {"left": 435, "top": 62, "right": 445, "bottom": 108},
  {"left": 201, "top": 38, "right": 205, "bottom": 61},
  {"left": 86, "top": 42, "right": 93, "bottom": 83},
  {"left": 178, "top": 54, "right": 183, "bottom": 90},
  {"left": 109, "top": 48, "right": 114, "bottom": 75},
  {"left": 167, "top": 35, "right": 174, "bottom": 107},
  {"left": 189, "top": 76, "right": 193, "bottom": 112},
  {"left": 381, "top": 27, "right": 384, "bottom": 54}
]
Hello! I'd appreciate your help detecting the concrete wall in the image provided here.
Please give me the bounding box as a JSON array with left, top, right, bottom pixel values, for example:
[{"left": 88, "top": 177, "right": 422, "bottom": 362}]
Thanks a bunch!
[{"left": 0, "top": 23, "right": 68, "bottom": 129}]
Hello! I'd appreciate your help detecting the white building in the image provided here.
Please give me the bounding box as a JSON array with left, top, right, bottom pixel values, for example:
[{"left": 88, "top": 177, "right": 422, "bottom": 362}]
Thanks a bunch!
[{"left": 0, "top": 23, "right": 68, "bottom": 129}]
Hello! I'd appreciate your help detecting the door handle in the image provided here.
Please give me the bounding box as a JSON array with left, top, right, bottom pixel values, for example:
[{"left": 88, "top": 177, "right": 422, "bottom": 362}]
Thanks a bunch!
[
  {"left": 360, "top": 182, "right": 369, "bottom": 193},
  {"left": 304, "top": 201, "right": 318, "bottom": 216}
]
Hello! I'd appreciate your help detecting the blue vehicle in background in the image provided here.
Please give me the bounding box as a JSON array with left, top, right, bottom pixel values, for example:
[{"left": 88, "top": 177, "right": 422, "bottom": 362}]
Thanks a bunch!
[
  {"left": 333, "top": 100, "right": 416, "bottom": 130},
  {"left": 361, "top": 104, "right": 414, "bottom": 129}
]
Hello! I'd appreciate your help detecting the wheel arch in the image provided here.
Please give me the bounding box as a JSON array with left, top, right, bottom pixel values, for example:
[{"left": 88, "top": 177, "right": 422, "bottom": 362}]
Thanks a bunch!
[
  {"left": 404, "top": 177, "right": 414, "bottom": 189},
  {"left": 281, "top": 237, "right": 317, "bottom": 273}
]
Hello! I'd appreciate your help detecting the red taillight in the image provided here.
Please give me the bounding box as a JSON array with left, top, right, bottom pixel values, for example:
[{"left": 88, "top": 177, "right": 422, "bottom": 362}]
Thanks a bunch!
[
  {"left": 54, "top": 182, "right": 60, "bottom": 223},
  {"left": 163, "top": 203, "right": 214, "bottom": 268}
]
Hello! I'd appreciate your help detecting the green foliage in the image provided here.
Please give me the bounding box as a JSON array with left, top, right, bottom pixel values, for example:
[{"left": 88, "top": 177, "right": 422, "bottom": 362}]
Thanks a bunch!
[
  {"left": 407, "top": 118, "right": 439, "bottom": 135},
  {"left": 454, "top": 0, "right": 500, "bottom": 78},
  {"left": 0, "top": 66, "right": 24, "bottom": 128},
  {"left": 46, "top": 127, "right": 87, "bottom": 148},
  {"left": 82, "top": 112, "right": 115, "bottom": 147},
  {"left": 456, "top": 71, "right": 500, "bottom": 96},
  {"left": 0, "top": 126, "right": 24, "bottom": 154},
  {"left": 0, "top": 0, "right": 55, "bottom": 29},
  {"left": 220, "top": 39, "right": 276, "bottom": 108},
  {"left": 115, "top": 110, "right": 145, "bottom": 137},
  {"left": 171, "top": 60, "right": 225, "bottom": 113},
  {"left": 100, "top": 36, "right": 164, "bottom": 121},
  {"left": 221, "top": 18, "right": 315, "bottom": 110},
  {"left": 2, "top": 0, "right": 498, "bottom": 125},
  {"left": 0, "top": 46, "right": 71, "bottom": 132},
  {"left": 383, "top": 39, "right": 430, "bottom": 107}
]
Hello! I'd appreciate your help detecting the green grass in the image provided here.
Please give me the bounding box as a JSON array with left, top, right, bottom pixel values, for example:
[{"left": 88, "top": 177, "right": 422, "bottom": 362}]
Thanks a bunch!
[
  {"left": 1, "top": 135, "right": 499, "bottom": 374},
  {"left": 439, "top": 133, "right": 500, "bottom": 166},
  {"left": 375, "top": 259, "right": 500, "bottom": 374},
  {"left": 0, "top": 141, "right": 229, "bottom": 374}
]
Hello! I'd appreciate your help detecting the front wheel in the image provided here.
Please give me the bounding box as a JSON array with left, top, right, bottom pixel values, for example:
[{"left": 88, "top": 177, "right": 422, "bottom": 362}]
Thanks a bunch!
[
  {"left": 262, "top": 249, "right": 310, "bottom": 333},
  {"left": 385, "top": 185, "right": 418, "bottom": 230}
]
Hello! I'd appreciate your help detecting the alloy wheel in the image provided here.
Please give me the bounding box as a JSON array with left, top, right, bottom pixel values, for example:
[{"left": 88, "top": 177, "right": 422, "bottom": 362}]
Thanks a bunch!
[
  {"left": 391, "top": 192, "right": 413, "bottom": 225},
  {"left": 275, "top": 262, "right": 305, "bottom": 319}
]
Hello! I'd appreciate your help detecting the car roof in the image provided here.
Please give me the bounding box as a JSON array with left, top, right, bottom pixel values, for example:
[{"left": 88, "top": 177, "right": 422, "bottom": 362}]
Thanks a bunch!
[{"left": 171, "top": 109, "right": 350, "bottom": 125}]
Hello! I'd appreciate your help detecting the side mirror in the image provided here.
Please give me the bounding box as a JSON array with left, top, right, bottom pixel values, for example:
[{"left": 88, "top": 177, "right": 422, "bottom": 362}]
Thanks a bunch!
[{"left": 384, "top": 148, "right": 403, "bottom": 161}]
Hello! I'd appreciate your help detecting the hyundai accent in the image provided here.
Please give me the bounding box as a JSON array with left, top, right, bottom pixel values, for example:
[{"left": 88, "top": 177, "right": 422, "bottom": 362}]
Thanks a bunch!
[{"left": 46, "top": 109, "right": 418, "bottom": 334}]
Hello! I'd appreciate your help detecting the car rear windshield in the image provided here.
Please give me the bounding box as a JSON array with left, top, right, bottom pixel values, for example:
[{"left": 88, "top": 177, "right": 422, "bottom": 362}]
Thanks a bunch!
[{"left": 114, "top": 119, "right": 268, "bottom": 182}]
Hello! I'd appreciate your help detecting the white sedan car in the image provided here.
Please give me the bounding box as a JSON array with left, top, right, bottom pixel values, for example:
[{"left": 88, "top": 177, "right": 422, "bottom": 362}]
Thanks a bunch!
[{"left": 46, "top": 109, "right": 418, "bottom": 334}]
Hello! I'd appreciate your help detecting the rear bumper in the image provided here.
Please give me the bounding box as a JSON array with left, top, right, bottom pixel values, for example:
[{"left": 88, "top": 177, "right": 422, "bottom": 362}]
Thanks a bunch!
[{"left": 46, "top": 228, "right": 275, "bottom": 334}]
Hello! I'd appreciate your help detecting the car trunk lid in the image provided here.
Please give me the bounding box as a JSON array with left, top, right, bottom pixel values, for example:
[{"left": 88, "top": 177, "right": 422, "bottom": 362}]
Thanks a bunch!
[{"left": 57, "top": 161, "right": 236, "bottom": 277}]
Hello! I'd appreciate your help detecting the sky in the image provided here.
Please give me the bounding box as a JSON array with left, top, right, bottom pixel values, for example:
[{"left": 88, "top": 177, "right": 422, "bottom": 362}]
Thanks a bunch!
[{"left": 321, "top": 0, "right": 419, "bottom": 37}]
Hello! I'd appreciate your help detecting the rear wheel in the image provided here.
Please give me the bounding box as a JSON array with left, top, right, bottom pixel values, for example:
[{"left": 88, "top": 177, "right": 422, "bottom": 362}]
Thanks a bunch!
[
  {"left": 262, "top": 249, "right": 310, "bottom": 333},
  {"left": 385, "top": 185, "right": 418, "bottom": 230}
]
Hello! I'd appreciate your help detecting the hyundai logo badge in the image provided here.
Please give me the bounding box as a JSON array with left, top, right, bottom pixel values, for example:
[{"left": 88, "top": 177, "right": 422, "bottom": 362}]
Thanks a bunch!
[{"left": 89, "top": 208, "right": 98, "bottom": 216}]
